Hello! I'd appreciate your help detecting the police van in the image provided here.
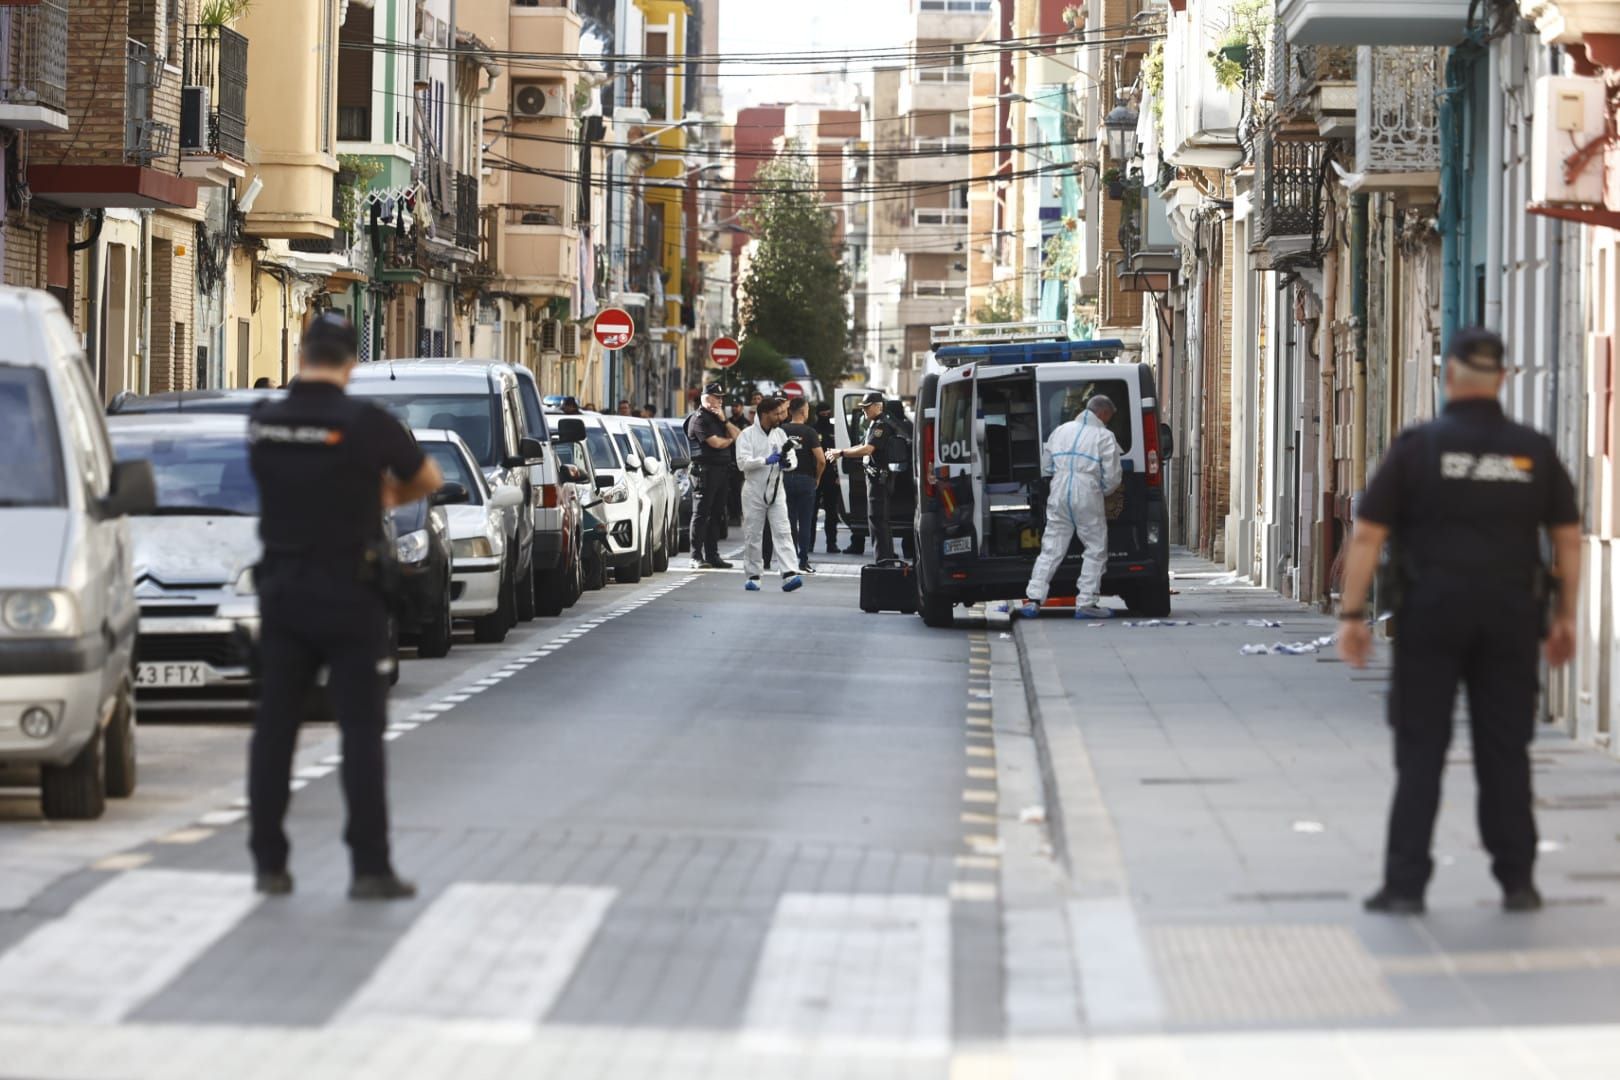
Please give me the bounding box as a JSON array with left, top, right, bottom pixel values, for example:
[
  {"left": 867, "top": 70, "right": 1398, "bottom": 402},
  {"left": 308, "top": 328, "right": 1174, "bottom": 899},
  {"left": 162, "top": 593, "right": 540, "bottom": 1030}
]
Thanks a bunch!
[{"left": 912, "top": 322, "right": 1174, "bottom": 627}]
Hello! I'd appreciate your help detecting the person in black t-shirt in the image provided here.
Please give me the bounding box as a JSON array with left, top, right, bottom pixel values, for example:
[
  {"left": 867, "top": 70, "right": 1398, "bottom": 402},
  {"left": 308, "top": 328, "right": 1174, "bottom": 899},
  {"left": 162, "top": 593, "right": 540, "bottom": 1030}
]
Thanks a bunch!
[
  {"left": 814, "top": 405, "right": 842, "bottom": 553},
  {"left": 247, "top": 313, "right": 443, "bottom": 902},
  {"left": 780, "top": 397, "right": 825, "bottom": 572},
  {"left": 1338, "top": 328, "right": 1582, "bottom": 916}
]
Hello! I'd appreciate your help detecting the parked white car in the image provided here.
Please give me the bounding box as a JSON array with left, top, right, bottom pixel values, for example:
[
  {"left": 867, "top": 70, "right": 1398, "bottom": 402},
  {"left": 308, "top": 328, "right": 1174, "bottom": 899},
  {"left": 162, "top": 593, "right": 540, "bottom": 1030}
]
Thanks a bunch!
[
  {"left": 106, "top": 413, "right": 261, "bottom": 711},
  {"left": 414, "top": 429, "right": 523, "bottom": 643},
  {"left": 601, "top": 414, "right": 668, "bottom": 577},
  {"left": 577, "top": 414, "right": 651, "bottom": 583},
  {"left": 0, "top": 287, "right": 155, "bottom": 820},
  {"left": 619, "top": 414, "right": 681, "bottom": 572}
]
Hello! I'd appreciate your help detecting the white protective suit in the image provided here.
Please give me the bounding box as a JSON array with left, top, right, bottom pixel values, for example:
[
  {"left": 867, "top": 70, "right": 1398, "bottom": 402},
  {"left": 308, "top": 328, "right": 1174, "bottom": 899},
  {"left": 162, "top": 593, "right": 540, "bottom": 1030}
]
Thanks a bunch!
[
  {"left": 735, "top": 420, "right": 802, "bottom": 579},
  {"left": 1024, "top": 409, "right": 1123, "bottom": 605}
]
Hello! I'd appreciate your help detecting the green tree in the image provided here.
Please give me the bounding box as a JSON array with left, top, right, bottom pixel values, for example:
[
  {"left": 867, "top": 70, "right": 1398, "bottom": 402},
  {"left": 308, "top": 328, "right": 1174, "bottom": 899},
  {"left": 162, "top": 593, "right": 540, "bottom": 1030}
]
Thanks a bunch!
[
  {"left": 974, "top": 283, "right": 1023, "bottom": 324},
  {"left": 739, "top": 147, "right": 852, "bottom": 392}
]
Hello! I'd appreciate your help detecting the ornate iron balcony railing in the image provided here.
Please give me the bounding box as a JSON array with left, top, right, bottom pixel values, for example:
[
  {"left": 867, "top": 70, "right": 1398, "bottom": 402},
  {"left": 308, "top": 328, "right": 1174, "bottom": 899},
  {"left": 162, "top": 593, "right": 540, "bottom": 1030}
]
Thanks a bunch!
[
  {"left": 182, "top": 25, "right": 249, "bottom": 160},
  {"left": 1254, "top": 126, "right": 1327, "bottom": 253},
  {"left": 1, "top": 0, "right": 68, "bottom": 114},
  {"left": 1356, "top": 46, "right": 1442, "bottom": 176}
]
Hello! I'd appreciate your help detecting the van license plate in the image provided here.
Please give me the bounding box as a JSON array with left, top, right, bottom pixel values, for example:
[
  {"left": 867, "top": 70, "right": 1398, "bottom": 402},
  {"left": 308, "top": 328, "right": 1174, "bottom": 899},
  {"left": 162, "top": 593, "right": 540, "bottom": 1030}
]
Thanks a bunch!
[
  {"left": 136, "top": 663, "right": 207, "bottom": 688},
  {"left": 944, "top": 537, "right": 973, "bottom": 556}
]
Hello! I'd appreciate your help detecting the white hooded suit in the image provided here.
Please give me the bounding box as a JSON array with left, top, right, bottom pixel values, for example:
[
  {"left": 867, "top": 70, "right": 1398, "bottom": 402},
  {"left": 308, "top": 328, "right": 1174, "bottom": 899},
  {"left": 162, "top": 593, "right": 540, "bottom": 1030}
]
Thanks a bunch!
[
  {"left": 735, "top": 419, "right": 802, "bottom": 579},
  {"left": 1025, "top": 410, "right": 1123, "bottom": 605}
]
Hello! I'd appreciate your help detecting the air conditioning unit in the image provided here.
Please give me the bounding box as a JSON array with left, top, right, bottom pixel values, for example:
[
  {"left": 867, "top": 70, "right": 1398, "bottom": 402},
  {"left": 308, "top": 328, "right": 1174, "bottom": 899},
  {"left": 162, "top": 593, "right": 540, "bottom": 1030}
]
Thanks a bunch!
[
  {"left": 513, "top": 81, "right": 568, "bottom": 120},
  {"left": 414, "top": 41, "right": 431, "bottom": 88},
  {"left": 560, "top": 323, "right": 581, "bottom": 357},
  {"left": 179, "top": 86, "right": 209, "bottom": 152},
  {"left": 1531, "top": 75, "right": 1607, "bottom": 207},
  {"left": 539, "top": 318, "right": 561, "bottom": 352}
]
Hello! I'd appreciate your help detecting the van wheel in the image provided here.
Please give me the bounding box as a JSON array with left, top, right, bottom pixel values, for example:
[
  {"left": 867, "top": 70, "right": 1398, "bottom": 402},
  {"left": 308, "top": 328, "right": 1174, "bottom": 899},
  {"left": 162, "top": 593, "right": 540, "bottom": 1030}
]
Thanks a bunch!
[
  {"left": 41, "top": 728, "right": 106, "bottom": 821},
  {"left": 918, "top": 589, "right": 954, "bottom": 628},
  {"left": 653, "top": 528, "right": 670, "bottom": 573},
  {"left": 1125, "top": 577, "right": 1173, "bottom": 618},
  {"left": 562, "top": 538, "right": 584, "bottom": 607},
  {"left": 515, "top": 554, "right": 537, "bottom": 622},
  {"left": 105, "top": 685, "right": 137, "bottom": 799},
  {"left": 415, "top": 574, "right": 454, "bottom": 659}
]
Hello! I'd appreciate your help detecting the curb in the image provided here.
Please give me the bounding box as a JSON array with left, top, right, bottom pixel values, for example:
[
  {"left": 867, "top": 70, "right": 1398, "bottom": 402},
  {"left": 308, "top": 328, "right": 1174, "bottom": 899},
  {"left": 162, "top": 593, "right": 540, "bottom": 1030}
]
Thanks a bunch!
[{"left": 1010, "top": 619, "right": 1129, "bottom": 899}]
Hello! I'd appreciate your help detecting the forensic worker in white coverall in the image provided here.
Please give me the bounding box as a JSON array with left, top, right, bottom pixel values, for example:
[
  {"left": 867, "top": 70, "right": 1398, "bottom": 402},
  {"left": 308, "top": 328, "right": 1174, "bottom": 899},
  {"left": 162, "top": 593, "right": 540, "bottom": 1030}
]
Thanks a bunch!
[
  {"left": 735, "top": 395, "right": 805, "bottom": 592},
  {"left": 1021, "top": 395, "right": 1123, "bottom": 619}
]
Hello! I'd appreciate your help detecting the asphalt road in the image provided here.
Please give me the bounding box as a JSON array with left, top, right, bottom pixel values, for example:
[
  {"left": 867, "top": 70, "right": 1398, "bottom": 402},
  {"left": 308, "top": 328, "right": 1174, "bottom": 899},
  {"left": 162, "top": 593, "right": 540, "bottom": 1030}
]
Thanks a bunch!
[{"left": 0, "top": 554, "right": 1001, "bottom": 1076}]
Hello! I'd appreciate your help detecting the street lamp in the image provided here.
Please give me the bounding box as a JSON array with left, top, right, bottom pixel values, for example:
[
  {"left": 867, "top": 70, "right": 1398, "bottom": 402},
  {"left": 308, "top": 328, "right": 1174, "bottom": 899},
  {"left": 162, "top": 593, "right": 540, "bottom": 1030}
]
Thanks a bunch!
[{"left": 1102, "top": 98, "right": 1139, "bottom": 165}]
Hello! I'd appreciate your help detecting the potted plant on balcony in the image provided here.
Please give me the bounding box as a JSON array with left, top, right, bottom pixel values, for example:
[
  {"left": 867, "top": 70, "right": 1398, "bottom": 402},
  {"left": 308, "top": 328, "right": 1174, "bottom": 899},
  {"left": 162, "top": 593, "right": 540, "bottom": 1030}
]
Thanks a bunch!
[
  {"left": 1102, "top": 168, "right": 1125, "bottom": 201},
  {"left": 199, "top": 0, "right": 253, "bottom": 26},
  {"left": 1208, "top": 0, "right": 1271, "bottom": 91}
]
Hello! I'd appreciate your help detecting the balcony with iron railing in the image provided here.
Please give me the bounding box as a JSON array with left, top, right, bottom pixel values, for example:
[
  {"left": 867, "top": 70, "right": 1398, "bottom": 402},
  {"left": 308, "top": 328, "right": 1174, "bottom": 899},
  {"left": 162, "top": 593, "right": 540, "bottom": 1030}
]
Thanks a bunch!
[
  {"left": 456, "top": 172, "right": 480, "bottom": 252},
  {"left": 0, "top": 0, "right": 68, "bottom": 132},
  {"left": 1272, "top": 30, "right": 1357, "bottom": 139},
  {"left": 125, "top": 39, "right": 172, "bottom": 167},
  {"left": 1352, "top": 45, "right": 1443, "bottom": 191},
  {"left": 181, "top": 25, "right": 248, "bottom": 160},
  {"left": 1252, "top": 125, "right": 1327, "bottom": 267}
]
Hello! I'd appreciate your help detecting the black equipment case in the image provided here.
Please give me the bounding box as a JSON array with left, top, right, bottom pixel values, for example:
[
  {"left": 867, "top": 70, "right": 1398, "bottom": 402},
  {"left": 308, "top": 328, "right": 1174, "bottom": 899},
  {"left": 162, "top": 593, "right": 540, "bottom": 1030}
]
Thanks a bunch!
[{"left": 860, "top": 559, "right": 917, "bottom": 614}]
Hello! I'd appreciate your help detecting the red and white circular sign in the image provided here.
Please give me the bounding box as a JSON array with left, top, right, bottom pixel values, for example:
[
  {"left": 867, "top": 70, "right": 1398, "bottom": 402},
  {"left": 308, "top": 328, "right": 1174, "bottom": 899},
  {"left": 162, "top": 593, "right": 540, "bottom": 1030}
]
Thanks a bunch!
[
  {"left": 592, "top": 307, "right": 635, "bottom": 351},
  {"left": 781, "top": 380, "right": 807, "bottom": 399},
  {"left": 709, "top": 336, "right": 740, "bottom": 368}
]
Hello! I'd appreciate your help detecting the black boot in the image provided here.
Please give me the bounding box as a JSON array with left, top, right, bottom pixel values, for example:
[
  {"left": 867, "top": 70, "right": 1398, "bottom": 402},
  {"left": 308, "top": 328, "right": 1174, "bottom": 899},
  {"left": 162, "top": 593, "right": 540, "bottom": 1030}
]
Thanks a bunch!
[
  {"left": 1362, "top": 888, "right": 1424, "bottom": 915},
  {"left": 350, "top": 873, "right": 418, "bottom": 901}
]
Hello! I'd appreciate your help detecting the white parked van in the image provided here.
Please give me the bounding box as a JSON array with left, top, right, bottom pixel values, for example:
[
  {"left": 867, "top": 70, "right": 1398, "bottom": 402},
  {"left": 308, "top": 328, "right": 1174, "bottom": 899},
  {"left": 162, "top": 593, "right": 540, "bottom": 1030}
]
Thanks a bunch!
[{"left": 0, "top": 288, "right": 155, "bottom": 819}]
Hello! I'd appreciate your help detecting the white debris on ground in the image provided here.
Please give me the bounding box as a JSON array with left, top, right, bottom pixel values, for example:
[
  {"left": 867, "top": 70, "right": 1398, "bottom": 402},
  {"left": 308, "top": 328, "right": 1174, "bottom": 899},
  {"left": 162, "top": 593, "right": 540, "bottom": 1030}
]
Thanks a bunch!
[
  {"left": 1019, "top": 805, "right": 1046, "bottom": 824},
  {"left": 1119, "top": 619, "right": 1195, "bottom": 628},
  {"left": 1240, "top": 635, "right": 1338, "bottom": 656},
  {"left": 1292, "top": 820, "right": 1326, "bottom": 834}
]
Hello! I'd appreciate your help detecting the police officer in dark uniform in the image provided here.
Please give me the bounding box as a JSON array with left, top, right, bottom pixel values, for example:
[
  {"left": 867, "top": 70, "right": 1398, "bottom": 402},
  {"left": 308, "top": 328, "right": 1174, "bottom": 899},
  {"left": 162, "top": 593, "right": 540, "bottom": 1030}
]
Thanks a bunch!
[
  {"left": 685, "top": 382, "right": 741, "bottom": 569},
  {"left": 1339, "top": 328, "right": 1582, "bottom": 915},
  {"left": 830, "top": 392, "right": 903, "bottom": 561},
  {"left": 247, "top": 313, "right": 443, "bottom": 900},
  {"left": 814, "top": 405, "right": 842, "bottom": 553}
]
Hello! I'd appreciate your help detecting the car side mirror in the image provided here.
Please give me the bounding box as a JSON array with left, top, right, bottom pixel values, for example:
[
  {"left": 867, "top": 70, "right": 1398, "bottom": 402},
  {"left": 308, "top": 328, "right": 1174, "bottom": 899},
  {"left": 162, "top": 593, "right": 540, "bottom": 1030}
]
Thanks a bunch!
[
  {"left": 593, "top": 475, "right": 615, "bottom": 490},
  {"left": 643, "top": 458, "right": 664, "bottom": 478},
  {"left": 489, "top": 486, "right": 524, "bottom": 510},
  {"left": 518, "top": 435, "right": 546, "bottom": 461},
  {"left": 102, "top": 460, "right": 156, "bottom": 518},
  {"left": 1159, "top": 422, "right": 1174, "bottom": 462},
  {"left": 554, "top": 418, "right": 586, "bottom": 443},
  {"left": 431, "top": 482, "right": 469, "bottom": 506}
]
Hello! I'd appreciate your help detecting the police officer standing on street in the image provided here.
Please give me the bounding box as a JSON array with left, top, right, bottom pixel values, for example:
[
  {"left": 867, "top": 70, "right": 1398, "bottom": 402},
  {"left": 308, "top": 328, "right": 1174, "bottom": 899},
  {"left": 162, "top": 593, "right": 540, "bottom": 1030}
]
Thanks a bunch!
[
  {"left": 247, "top": 313, "right": 443, "bottom": 900},
  {"left": 1339, "top": 328, "right": 1582, "bottom": 915},
  {"left": 685, "top": 382, "right": 741, "bottom": 569},
  {"left": 827, "top": 392, "right": 904, "bottom": 561}
]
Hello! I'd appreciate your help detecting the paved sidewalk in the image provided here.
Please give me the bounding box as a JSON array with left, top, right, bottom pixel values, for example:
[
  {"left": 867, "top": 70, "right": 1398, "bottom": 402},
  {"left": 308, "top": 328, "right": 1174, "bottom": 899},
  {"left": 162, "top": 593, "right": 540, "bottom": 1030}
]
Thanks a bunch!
[{"left": 1013, "top": 552, "right": 1620, "bottom": 1049}]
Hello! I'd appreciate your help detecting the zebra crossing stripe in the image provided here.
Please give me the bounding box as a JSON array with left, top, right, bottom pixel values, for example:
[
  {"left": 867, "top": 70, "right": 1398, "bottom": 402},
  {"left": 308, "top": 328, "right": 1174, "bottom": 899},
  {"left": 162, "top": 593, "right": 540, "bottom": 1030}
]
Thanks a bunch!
[
  {"left": 335, "top": 883, "right": 616, "bottom": 1032},
  {"left": 0, "top": 870, "right": 259, "bottom": 1024},
  {"left": 741, "top": 893, "right": 951, "bottom": 1055}
]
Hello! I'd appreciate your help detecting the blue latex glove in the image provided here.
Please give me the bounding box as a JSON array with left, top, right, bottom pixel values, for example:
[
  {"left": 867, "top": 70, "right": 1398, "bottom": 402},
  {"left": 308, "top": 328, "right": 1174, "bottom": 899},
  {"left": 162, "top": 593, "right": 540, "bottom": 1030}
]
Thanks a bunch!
[{"left": 765, "top": 451, "right": 781, "bottom": 465}]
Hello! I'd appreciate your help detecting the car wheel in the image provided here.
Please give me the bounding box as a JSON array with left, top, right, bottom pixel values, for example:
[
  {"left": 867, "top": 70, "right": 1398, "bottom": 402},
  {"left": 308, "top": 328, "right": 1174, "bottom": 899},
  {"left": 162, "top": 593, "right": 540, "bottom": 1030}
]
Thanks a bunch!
[
  {"left": 474, "top": 564, "right": 513, "bottom": 643},
  {"left": 415, "top": 572, "right": 454, "bottom": 659},
  {"left": 515, "top": 551, "right": 537, "bottom": 622},
  {"left": 562, "top": 535, "right": 584, "bottom": 607},
  {"left": 640, "top": 526, "right": 656, "bottom": 578},
  {"left": 1124, "top": 576, "right": 1173, "bottom": 618},
  {"left": 616, "top": 546, "right": 644, "bottom": 584},
  {"left": 536, "top": 562, "right": 567, "bottom": 617},
  {"left": 41, "top": 725, "right": 106, "bottom": 821},
  {"left": 653, "top": 524, "right": 670, "bottom": 573},
  {"left": 585, "top": 542, "right": 608, "bottom": 590},
  {"left": 104, "top": 682, "right": 137, "bottom": 799},
  {"left": 918, "top": 588, "right": 954, "bottom": 629}
]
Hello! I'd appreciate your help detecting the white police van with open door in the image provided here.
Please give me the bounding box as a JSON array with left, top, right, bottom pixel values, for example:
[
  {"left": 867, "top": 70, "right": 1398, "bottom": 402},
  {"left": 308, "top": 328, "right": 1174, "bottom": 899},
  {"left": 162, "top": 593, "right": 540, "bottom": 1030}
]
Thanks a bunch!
[{"left": 912, "top": 322, "right": 1174, "bottom": 627}]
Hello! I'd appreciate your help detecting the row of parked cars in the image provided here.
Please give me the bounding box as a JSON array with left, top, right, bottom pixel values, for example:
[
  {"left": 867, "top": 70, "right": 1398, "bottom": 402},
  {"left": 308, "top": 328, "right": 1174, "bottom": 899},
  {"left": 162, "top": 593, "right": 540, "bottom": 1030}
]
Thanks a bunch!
[{"left": 0, "top": 289, "right": 697, "bottom": 820}]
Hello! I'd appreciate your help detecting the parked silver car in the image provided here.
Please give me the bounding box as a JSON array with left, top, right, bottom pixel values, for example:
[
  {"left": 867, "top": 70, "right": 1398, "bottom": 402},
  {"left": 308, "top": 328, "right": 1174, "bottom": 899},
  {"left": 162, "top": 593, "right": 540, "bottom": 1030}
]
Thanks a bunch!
[
  {"left": 0, "top": 288, "right": 154, "bottom": 820},
  {"left": 105, "top": 413, "right": 262, "bottom": 711}
]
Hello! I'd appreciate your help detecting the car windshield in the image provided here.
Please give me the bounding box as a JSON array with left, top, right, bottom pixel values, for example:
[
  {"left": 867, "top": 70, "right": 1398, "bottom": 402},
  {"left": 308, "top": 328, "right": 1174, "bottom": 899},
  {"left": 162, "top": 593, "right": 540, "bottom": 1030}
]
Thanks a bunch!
[
  {"left": 109, "top": 432, "right": 259, "bottom": 515},
  {"left": 0, "top": 366, "right": 66, "bottom": 508},
  {"left": 422, "top": 442, "right": 483, "bottom": 505},
  {"left": 367, "top": 395, "right": 495, "bottom": 465},
  {"left": 512, "top": 374, "right": 549, "bottom": 440},
  {"left": 585, "top": 428, "right": 619, "bottom": 470},
  {"left": 631, "top": 424, "right": 662, "bottom": 461}
]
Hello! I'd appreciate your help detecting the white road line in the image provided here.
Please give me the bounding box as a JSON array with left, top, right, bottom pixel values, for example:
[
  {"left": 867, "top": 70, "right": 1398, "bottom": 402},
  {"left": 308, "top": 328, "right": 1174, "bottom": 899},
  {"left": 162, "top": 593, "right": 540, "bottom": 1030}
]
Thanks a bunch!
[
  {"left": 423, "top": 703, "right": 457, "bottom": 713},
  {"left": 741, "top": 893, "right": 951, "bottom": 1056},
  {"left": 335, "top": 884, "right": 616, "bottom": 1031},
  {"left": 0, "top": 870, "right": 259, "bottom": 1024}
]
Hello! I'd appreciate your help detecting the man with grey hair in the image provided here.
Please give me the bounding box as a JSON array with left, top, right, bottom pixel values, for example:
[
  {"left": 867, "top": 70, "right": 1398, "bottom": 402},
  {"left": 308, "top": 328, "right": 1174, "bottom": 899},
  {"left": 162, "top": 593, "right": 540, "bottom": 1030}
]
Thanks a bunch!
[{"left": 1020, "top": 393, "right": 1123, "bottom": 619}]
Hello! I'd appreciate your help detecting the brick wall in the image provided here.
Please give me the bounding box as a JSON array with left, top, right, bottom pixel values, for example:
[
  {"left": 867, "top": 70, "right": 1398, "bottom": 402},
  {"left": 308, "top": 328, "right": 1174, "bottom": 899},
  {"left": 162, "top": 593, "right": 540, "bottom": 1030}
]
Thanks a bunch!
[
  {"left": 150, "top": 213, "right": 195, "bottom": 390},
  {"left": 35, "top": 0, "right": 131, "bottom": 165},
  {"left": 4, "top": 215, "right": 45, "bottom": 288}
]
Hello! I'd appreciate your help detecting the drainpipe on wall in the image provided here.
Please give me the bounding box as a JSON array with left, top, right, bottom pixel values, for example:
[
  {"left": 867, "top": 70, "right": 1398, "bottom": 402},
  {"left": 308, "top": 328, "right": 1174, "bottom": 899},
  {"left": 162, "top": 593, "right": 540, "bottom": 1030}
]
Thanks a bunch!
[
  {"left": 70, "top": 211, "right": 106, "bottom": 390},
  {"left": 1317, "top": 242, "right": 1339, "bottom": 610},
  {"left": 1350, "top": 194, "right": 1369, "bottom": 493},
  {"left": 1438, "top": 35, "right": 1484, "bottom": 350},
  {"left": 1484, "top": 40, "right": 1504, "bottom": 338},
  {"left": 139, "top": 209, "right": 153, "bottom": 395}
]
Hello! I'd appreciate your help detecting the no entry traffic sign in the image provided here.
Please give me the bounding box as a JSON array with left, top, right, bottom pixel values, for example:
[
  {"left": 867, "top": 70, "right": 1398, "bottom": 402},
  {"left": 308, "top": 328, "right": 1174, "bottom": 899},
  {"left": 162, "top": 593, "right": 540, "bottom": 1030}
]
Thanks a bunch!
[
  {"left": 593, "top": 307, "right": 635, "bottom": 351},
  {"left": 709, "top": 336, "right": 740, "bottom": 368}
]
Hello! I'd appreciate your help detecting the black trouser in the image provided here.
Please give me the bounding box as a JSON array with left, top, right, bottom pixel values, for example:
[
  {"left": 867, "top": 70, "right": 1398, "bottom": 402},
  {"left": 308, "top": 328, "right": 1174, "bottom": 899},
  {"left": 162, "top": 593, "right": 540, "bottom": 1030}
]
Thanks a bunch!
[
  {"left": 867, "top": 470, "right": 895, "bottom": 561},
  {"left": 1382, "top": 583, "right": 1541, "bottom": 898},
  {"left": 728, "top": 464, "right": 743, "bottom": 524},
  {"left": 786, "top": 474, "right": 818, "bottom": 566},
  {"left": 819, "top": 472, "right": 842, "bottom": 550},
  {"left": 691, "top": 461, "right": 731, "bottom": 562},
  {"left": 250, "top": 564, "right": 393, "bottom": 877}
]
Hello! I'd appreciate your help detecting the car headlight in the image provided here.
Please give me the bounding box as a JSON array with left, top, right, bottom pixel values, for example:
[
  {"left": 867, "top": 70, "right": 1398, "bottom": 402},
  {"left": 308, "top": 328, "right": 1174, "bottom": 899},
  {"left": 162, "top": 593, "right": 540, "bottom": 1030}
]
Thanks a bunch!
[
  {"left": 452, "top": 537, "right": 494, "bottom": 559},
  {"left": 2, "top": 591, "right": 79, "bottom": 636},
  {"left": 395, "top": 529, "right": 431, "bottom": 565},
  {"left": 603, "top": 482, "right": 629, "bottom": 504},
  {"left": 233, "top": 567, "right": 256, "bottom": 596}
]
